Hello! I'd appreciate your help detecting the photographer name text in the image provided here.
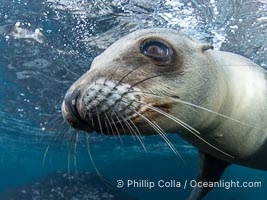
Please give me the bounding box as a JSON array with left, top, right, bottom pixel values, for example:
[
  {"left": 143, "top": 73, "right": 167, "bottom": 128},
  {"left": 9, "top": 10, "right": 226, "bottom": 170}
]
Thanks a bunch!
[{"left": 116, "top": 179, "right": 262, "bottom": 190}]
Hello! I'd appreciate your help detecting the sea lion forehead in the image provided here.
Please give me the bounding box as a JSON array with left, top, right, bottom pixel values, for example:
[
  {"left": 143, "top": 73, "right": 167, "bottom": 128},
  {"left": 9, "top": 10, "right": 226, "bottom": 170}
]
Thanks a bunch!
[{"left": 98, "top": 28, "right": 196, "bottom": 59}]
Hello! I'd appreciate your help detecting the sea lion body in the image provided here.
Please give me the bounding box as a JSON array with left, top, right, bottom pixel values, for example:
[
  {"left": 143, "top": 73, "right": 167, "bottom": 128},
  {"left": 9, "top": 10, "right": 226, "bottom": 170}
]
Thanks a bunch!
[
  {"left": 176, "top": 50, "right": 267, "bottom": 170},
  {"left": 61, "top": 28, "right": 267, "bottom": 199},
  {"left": 189, "top": 51, "right": 267, "bottom": 170}
]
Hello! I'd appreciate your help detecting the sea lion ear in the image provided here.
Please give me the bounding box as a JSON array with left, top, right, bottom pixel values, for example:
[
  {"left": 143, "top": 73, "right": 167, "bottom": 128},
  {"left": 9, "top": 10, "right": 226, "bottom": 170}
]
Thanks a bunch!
[{"left": 201, "top": 44, "right": 214, "bottom": 51}]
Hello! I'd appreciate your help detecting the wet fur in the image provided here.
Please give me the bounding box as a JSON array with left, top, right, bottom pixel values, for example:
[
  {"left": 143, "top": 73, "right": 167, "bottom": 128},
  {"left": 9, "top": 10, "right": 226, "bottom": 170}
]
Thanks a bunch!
[{"left": 61, "top": 28, "right": 267, "bottom": 199}]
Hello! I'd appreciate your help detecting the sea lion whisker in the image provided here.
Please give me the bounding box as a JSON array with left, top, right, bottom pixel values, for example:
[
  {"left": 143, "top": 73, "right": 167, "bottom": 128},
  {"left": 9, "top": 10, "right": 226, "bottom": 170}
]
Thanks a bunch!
[
  {"left": 103, "top": 112, "right": 116, "bottom": 137},
  {"left": 104, "top": 112, "right": 123, "bottom": 143},
  {"left": 136, "top": 112, "right": 186, "bottom": 164},
  {"left": 87, "top": 108, "right": 92, "bottom": 120},
  {"left": 130, "top": 74, "right": 162, "bottom": 89},
  {"left": 61, "top": 28, "right": 267, "bottom": 200},
  {"left": 129, "top": 101, "right": 234, "bottom": 159},
  {"left": 50, "top": 126, "right": 70, "bottom": 154},
  {"left": 54, "top": 125, "right": 69, "bottom": 145},
  {"left": 92, "top": 97, "right": 127, "bottom": 136},
  {"left": 51, "top": 118, "right": 66, "bottom": 131},
  {"left": 106, "top": 65, "right": 122, "bottom": 84},
  {"left": 129, "top": 107, "right": 186, "bottom": 163},
  {"left": 95, "top": 107, "right": 104, "bottom": 135},
  {"left": 42, "top": 145, "right": 50, "bottom": 168},
  {"left": 45, "top": 128, "right": 69, "bottom": 166},
  {"left": 123, "top": 64, "right": 266, "bottom": 93},
  {"left": 89, "top": 112, "right": 95, "bottom": 129},
  {"left": 42, "top": 124, "right": 70, "bottom": 166},
  {"left": 85, "top": 110, "right": 95, "bottom": 128},
  {"left": 48, "top": 114, "right": 63, "bottom": 124},
  {"left": 127, "top": 117, "right": 148, "bottom": 152},
  {"left": 110, "top": 114, "right": 124, "bottom": 144},
  {"left": 120, "top": 95, "right": 194, "bottom": 138},
  {"left": 133, "top": 99, "right": 201, "bottom": 136},
  {"left": 115, "top": 111, "right": 137, "bottom": 141},
  {"left": 169, "top": 95, "right": 263, "bottom": 130},
  {"left": 85, "top": 134, "right": 101, "bottom": 176},
  {"left": 129, "top": 70, "right": 187, "bottom": 89},
  {"left": 73, "top": 133, "right": 79, "bottom": 176},
  {"left": 131, "top": 91, "right": 263, "bottom": 131},
  {"left": 109, "top": 115, "right": 121, "bottom": 134},
  {"left": 113, "top": 111, "right": 127, "bottom": 135},
  {"left": 67, "top": 131, "right": 78, "bottom": 180},
  {"left": 116, "top": 111, "right": 147, "bottom": 151},
  {"left": 157, "top": 111, "right": 232, "bottom": 158},
  {"left": 44, "top": 115, "right": 65, "bottom": 138},
  {"left": 85, "top": 134, "right": 116, "bottom": 192},
  {"left": 92, "top": 99, "right": 133, "bottom": 141},
  {"left": 103, "top": 118, "right": 111, "bottom": 135},
  {"left": 44, "top": 122, "right": 63, "bottom": 146},
  {"left": 117, "top": 66, "right": 142, "bottom": 86}
]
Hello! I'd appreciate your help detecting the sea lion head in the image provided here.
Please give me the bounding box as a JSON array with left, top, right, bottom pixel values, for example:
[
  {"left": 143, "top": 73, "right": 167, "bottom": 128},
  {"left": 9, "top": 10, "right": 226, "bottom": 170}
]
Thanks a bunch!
[{"left": 62, "top": 28, "right": 217, "bottom": 135}]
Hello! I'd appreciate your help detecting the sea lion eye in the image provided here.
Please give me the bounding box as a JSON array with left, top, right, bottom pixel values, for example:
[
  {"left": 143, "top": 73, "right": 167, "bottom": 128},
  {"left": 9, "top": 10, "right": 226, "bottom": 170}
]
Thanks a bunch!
[{"left": 141, "top": 40, "right": 172, "bottom": 61}]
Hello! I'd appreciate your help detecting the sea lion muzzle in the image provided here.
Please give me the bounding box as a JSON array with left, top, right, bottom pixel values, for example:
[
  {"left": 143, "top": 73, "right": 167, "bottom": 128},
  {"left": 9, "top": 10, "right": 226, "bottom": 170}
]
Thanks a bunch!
[{"left": 63, "top": 87, "right": 88, "bottom": 130}]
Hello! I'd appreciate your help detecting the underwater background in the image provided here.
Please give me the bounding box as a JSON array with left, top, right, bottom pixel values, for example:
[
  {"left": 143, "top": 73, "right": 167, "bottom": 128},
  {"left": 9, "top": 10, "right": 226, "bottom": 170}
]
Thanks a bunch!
[{"left": 0, "top": 0, "right": 267, "bottom": 199}]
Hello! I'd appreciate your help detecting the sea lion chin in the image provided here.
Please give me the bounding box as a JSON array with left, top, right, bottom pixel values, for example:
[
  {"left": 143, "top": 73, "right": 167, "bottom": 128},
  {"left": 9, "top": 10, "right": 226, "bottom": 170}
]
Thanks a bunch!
[{"left": 62, "top": 28, "right": 267, "bottom": 200}]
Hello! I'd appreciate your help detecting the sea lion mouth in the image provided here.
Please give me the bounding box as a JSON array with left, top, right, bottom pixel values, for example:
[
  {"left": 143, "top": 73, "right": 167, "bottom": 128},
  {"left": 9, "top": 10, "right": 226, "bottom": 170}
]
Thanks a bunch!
[
  {"left": 88, "top": 102, "right": 173, "bottom": 135},
  {"left": 62, "top": 78, "right": 143, "bottom": 134},
  {"left": 62, "top": 77, "right": 173, "bottom": 134},
  {"left": 64, "top": 88, "right": 83, "bottom": 122},
  {"left": 123, "top": 101, "right": 173, "bottom": 126},
  {"left": 137, "top": 102, "right": 172, "bottom": 118},
  {"left": 153, "top": 103, "right": 172, "bottom": 111},
  {"left": 62, "top": 95, "right": 91, "bottom": 132}
]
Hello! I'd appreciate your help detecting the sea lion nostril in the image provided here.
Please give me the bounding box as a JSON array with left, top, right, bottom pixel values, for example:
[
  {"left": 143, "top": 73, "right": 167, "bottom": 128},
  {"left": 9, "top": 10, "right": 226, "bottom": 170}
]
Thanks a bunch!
[{"left": 65, "top": 88, "right": 83, "bottom": 122}]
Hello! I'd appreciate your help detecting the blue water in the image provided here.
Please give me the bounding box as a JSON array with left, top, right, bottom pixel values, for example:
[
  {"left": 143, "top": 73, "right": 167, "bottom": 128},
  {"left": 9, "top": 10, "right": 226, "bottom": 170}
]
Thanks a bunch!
[{"left": 0, "top": 0, "right": 267, "bottom": 199}]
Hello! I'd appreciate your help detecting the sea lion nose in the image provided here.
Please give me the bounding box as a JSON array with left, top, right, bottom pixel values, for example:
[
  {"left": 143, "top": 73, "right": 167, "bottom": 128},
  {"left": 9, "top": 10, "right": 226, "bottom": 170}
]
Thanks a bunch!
[{"left": 64, "top": 88, "right": 83, "bottom": 122}]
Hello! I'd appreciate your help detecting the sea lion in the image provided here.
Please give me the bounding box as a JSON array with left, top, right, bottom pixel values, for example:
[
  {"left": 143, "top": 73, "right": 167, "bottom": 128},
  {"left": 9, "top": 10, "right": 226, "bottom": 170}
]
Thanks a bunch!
[{"left": 61, "top": 28, "right": 267, "bottom": 200}]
